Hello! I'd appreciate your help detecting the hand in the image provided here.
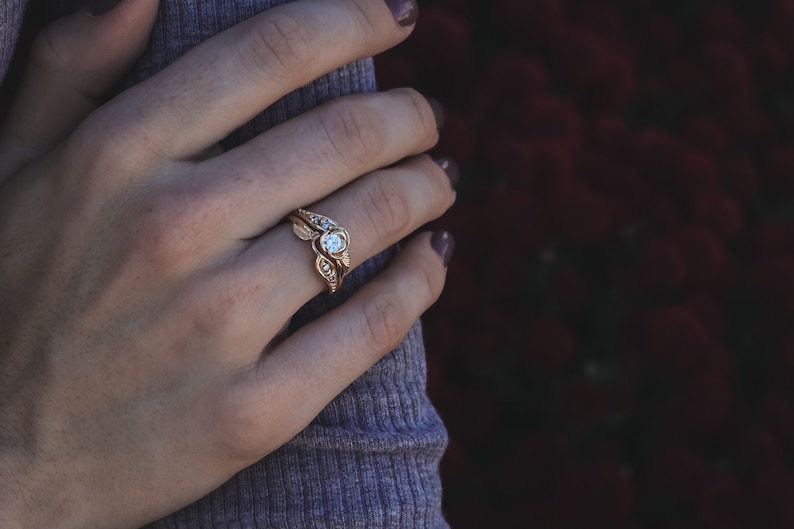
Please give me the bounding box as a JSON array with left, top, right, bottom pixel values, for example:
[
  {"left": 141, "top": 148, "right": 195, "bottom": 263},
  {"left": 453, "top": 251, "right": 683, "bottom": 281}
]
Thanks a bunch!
[{"left": 0, "top": 1, "right": 454, "bottom": 528}]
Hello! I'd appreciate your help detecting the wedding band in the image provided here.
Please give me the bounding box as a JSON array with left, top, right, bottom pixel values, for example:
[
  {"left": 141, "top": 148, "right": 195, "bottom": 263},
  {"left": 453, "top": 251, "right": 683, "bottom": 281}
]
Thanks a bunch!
[{"left": 287, "top": 208, "right": 351, "bottom": 294}]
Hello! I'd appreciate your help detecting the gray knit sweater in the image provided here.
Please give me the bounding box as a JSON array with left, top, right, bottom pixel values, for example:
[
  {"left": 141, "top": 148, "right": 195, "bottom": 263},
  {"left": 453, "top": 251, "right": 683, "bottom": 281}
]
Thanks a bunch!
[{"left": 0, "top": 1, "right": 448, "bottom": 527}]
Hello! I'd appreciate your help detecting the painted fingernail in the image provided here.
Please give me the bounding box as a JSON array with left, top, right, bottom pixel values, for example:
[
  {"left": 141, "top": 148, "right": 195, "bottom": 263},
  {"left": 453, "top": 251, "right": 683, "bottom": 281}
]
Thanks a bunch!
[
  {"left": 90, "top": 0, "right": 122, "bottom": 16},
  {"left": 384, "top": 0, "right": 419, "bottom": 27},
  {"left": 433, "top": 156, "right": 460, "bottom": 188},
  {"left": 425, "top": 96, "right": 445, "bottom": 130},
  {"left": 431, "top": 231, "right": 455, "bottom": 267}
]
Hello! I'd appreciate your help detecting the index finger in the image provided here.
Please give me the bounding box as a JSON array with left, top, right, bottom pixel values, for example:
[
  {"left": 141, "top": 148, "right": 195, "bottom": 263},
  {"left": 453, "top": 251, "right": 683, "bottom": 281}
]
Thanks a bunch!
[{"left": 89, "top": 0, "right": 417, "bottom": 161}]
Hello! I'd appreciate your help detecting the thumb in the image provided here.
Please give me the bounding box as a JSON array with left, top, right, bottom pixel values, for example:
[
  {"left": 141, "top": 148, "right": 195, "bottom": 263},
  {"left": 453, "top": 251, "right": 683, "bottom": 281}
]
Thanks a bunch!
[{"left": 0, "top": 0, "right": 160, "bottom": 178}]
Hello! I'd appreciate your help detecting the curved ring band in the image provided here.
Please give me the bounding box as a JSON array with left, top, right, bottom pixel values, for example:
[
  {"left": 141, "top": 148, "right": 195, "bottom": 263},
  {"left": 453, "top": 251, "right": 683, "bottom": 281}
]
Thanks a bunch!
[{"left": 287, "top": 208, "right": 351, "bottom": 294}]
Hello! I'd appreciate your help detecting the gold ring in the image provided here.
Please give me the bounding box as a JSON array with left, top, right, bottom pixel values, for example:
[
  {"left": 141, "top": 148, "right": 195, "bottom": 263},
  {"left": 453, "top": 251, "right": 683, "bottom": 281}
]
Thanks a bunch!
[{"left": 287, "top": 208, "right": 351, "bottom": 294}]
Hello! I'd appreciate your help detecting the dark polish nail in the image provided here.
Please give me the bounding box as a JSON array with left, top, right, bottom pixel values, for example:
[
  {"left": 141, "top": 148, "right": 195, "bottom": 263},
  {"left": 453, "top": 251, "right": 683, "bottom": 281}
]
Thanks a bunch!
[
  {"left": 431, "top": 231, "right": 455, "bottom": 267},
  {"left": 433, "top": 156, "right": 460, "bottom": 188},
  {"left": 425, "top": 96, "right": 445, "bottom": 130},
  {"left": 89, "top": 0, "right": 122, "bottom": 16},
  {"left": 384, "top": 0, "right": 419, "bottom": 27}
]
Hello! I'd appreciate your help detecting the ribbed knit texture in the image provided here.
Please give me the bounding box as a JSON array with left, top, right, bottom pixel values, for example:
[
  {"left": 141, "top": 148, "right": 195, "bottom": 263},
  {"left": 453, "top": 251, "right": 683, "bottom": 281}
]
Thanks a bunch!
[
  {"left": 0, "top": 1, "right": 448, "bottom": 527},
  {"left": 0, "top": 0, "right": 27, "bottom": 83}
]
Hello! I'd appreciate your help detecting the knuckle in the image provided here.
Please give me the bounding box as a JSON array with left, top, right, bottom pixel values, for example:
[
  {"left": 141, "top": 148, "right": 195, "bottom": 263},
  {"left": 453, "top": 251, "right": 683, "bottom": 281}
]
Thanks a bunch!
[
  {"left": 361, "top": 174, "right": 411, "bottom": 240},
  {"left": 416, "top": 252, "right": 445, "bottom": 304},
  {"left": 67, "top": 109, "right": 165, "bottom": 181},
  {"left": 399, "top": 88, "right": 440, "bottom": 144},
  {"left": 344, "top": 0, "right": 380, "bottom": 42},
  {"left": 317, "top": 100, "right": 384, "bottom": 169},
  {"left": 361, "top": 295, "right": 407, "bottom": 353},
  {"left": 129, "top": 188, "right": 208, "bottom": 267},
  {"left": 420, "top": 156, "right": 454, "bottom": 208},
  {"left": 29, "top": 22, "right": 69, "bottom": 74},
  {"left": 195, "top": 275, "right": 259, "bottom": 340},
  {"left": 243, "top": 14, "right": 314, "bottom": 79}
]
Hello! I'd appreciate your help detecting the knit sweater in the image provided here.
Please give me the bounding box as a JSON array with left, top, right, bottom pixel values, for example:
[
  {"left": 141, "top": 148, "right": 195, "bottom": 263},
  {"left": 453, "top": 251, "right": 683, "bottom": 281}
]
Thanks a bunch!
[{"left": 0, "top": 1, "right": 448, "bottom": 527}]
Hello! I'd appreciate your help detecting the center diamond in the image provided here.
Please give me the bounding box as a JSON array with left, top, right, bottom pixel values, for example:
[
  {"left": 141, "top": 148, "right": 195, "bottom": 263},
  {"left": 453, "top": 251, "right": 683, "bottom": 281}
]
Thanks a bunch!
[{"left": 322, "top": 233, "right": 346, "bottom": 253}]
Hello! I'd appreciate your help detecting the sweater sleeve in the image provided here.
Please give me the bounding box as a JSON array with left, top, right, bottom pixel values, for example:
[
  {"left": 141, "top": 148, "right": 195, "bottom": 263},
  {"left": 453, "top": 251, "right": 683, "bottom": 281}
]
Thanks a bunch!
[
  {"left": 39, "top": 1, "right": 449, "bottom": 527},
  {"left": 0, "top": 0, "right": 28, "bottom": 85}
]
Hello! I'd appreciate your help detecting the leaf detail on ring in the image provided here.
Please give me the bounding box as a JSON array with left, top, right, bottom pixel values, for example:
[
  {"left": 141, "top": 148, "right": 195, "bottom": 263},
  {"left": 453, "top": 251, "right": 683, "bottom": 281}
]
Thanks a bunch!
[
  {"left": 316, "top": 256, "right": 337, "bottom": 282},
  {"left": 292, "top": 222, "right": 314, "bottom": 241}
]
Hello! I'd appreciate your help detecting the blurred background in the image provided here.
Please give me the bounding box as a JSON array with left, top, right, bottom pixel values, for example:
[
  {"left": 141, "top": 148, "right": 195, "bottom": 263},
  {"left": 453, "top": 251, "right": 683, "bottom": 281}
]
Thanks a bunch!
[
  {"left": 373, "top": 0, "right": 794, "bottom": 527},
  {"left": 5, "top": 0, "right": 794, "bottom": 527}
]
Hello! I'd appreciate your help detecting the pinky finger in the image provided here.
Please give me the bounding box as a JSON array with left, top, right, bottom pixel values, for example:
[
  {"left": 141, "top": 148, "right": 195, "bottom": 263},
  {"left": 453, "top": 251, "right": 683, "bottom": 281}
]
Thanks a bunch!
[{"left": 236, "top": 231, "right": 453, "bottom": 454}]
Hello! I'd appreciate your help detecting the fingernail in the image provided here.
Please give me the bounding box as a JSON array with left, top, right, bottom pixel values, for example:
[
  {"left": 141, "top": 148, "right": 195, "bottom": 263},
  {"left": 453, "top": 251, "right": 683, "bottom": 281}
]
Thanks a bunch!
[
  {"left": 89, "top": 0, "right": 122, "bottom": 16},
  {"left": 425, "top": 96, "right": 445, "bottom": 130},
  {"left": 384, "top": 0, "right": 419, "bottom": 27},
  {"left": 431, "top": 231, "right": 455, "bottom": 267},
  {"left": 433, "top": 156, "right": 460, "bottom": 188}
]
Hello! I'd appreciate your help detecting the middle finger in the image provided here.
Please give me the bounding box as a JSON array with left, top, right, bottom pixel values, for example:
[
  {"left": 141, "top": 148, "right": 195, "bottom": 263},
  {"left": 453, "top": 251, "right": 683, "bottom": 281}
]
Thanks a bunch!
[
  {"left": 191, "top": 88, "right": 441, "bottom": 240},
  {"left": 93, "top": 0, "right": 418, "bottom": 162}
]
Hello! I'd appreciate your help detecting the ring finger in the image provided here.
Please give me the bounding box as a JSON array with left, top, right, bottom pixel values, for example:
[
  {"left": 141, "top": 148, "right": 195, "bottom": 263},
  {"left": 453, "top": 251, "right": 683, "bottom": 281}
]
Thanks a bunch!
[{"left": 196, "top": 154, "right": 457, "bottom": 351}]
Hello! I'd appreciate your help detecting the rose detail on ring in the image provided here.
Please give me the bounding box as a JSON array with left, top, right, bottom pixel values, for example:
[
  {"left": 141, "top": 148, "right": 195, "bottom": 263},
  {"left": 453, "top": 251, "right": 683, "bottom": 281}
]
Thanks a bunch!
[{"left": 289, "top": 209, "right": 351, "bottom": 294}]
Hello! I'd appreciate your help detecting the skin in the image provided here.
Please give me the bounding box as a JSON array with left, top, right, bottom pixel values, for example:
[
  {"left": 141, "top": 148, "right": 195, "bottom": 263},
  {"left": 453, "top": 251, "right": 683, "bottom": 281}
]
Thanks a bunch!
[{"left": 0, "top": 0, "right": 454, "bottom": 528}]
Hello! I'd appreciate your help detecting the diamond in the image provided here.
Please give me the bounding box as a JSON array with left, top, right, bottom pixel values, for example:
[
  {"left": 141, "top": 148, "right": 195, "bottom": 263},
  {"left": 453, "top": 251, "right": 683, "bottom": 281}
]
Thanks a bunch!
[
  {"left": 322, "top": 233, "right": 346, "bottom": 253},
  {"left": 320, "top": 218, "right": 333, "bottom": 230}
]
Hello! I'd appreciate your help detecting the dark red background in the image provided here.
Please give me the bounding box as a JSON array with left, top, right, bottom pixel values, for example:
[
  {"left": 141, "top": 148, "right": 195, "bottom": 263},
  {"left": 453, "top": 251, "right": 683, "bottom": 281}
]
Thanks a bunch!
[
  {"left": 374, "top": 0, "right": 794, "bottom": 527},
  {"left": 4, "top": 0, "right": 794, "bottom": 527}
]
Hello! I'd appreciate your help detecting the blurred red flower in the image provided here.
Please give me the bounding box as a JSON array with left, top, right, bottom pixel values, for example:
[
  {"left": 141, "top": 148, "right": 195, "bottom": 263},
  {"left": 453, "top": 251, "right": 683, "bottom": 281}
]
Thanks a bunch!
[
  {"left": 674, "top": 226, "right": 734, "bottom": 287},
  {"left": 643, "top": 239, "right": 689, "bottom": 288},
  {"left": 676, "top": 372, "right": 736, "bottom": 438},
  {"left": 737, "top": 429, "right": 782, "bottom": 472},
  {"left": 722, "top": 156, "right": 760, "bottom": 199},
  {"left": 559, "top": 379, "right": 606, "bottom": 425},
  {"left": 765, "top": 147, "right": 794, "bottom": 198},
  {"left": 752, "top": 256, "right": 794, "bottom": 316},
  {"left": 559, "top": 462, "right": 635, "bottom": 529},
  {"left": 638, "top": 14, "right": 681, "bottom": 60},
  {"left": 683, "top": 116, "right": 731, "bottom": 156},
  {"left": 689, "top": 191, "right": 744, "bottom": 241},
  {"left": 551, "top": 182, "right": 614, "bottom": 244},
  {"left": 637, "top": 305, "right": 711, "bottom": 375},
  {"left": 547, "top": 264, "right": 586, "bottom": 309},
  {"left": 699, "top": 5, "right": 747, "bottom": 46},
  {"left": 513, "top": 95, "right": 583, "bottom": 149},
  {"left": 698, "top": 474, "right": 748, "bottom": 529},
  {"left": 477, "top": 52, "right": 549, "bottom": 111},
  {"left": 405, "top": 7, "right": 469, "bottom": 66},
  {"left": 748, "top": 466, "right": 794, "bottom": 529},
  {"left": 523, "top": 316, "right": 576, "bottom": 374},
  {"left": 648, "top": 443, "right": 710, "bottom": 502},
  {"left": 494, "top": 0, "right": 566, "bottom": 46}
]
